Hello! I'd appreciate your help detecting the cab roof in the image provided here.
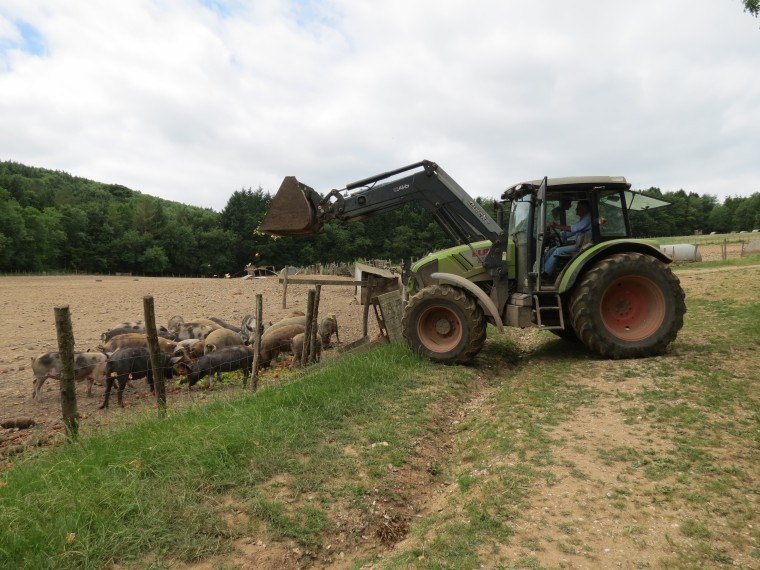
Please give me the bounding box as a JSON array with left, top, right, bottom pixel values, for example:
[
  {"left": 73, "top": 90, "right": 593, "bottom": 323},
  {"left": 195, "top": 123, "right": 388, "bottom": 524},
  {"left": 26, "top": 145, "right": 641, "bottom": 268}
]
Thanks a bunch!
[{"left": 502, "top": 176, "right": 631, "bottom": 200}]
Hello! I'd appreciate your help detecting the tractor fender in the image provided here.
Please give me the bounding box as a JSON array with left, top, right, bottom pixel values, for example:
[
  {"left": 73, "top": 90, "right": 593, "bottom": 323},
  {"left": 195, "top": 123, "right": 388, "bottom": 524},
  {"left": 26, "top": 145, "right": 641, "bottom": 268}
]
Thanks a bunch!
[
  {"left": 557, "top": 240, "right": 673, "bottom": 293},
  {"left": 431, "top": 272, "right": 504, "bottom": 333}
]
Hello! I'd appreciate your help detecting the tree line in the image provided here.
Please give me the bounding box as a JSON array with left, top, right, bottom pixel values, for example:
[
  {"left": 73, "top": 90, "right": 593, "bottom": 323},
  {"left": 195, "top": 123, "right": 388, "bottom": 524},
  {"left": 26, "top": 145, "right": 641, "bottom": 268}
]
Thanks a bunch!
[{"left": 1, "top": 161, "right": 758, "bottom": 275}]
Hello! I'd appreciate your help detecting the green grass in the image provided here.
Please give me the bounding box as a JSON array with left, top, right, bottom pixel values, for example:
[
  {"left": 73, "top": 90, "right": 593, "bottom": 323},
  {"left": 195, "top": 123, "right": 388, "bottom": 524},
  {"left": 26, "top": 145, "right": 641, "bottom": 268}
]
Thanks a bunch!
[{"left": 0, "top": 343, "right": 466, "bottom": 569}]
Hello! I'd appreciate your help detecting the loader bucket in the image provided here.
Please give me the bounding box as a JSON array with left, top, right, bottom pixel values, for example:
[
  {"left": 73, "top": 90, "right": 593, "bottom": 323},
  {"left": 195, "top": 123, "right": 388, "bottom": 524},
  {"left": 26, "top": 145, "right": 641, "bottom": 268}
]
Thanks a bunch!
[{"left": 259, "top": 176, "right": 325, "bottom": 236}]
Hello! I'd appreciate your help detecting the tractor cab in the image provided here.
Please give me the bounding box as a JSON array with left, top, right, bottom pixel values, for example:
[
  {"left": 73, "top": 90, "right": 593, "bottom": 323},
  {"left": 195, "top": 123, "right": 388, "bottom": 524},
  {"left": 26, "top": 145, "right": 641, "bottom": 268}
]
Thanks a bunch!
[{"left": 503, "top": 177, "right": 671, "bottom": 296}]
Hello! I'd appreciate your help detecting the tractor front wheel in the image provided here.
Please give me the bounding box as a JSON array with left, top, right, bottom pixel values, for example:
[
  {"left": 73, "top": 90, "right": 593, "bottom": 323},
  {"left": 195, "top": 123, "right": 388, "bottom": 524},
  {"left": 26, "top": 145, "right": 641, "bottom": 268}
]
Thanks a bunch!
[
  {"left": 569, "top": 253, "right": 686, "bottom": 359},
  {"left": 402, "top": 285, "right": 486, "bottom": 364}
]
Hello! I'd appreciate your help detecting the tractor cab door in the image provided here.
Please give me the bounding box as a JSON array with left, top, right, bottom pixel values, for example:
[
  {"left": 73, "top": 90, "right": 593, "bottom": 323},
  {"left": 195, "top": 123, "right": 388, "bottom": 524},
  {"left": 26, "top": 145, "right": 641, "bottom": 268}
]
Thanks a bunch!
[
  {"left": 533, "top": 177, "right": 549, "bottom": 291},
  {"left": 508, "top": 177, "right": 547, "bottom": 295}
]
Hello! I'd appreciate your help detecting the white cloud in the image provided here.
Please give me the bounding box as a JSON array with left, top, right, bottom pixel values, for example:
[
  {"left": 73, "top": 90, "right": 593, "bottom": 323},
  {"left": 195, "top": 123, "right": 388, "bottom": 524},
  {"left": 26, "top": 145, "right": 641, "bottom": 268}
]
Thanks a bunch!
[{"left": 0, "top": 0, "right": 758, "bottom": 211}]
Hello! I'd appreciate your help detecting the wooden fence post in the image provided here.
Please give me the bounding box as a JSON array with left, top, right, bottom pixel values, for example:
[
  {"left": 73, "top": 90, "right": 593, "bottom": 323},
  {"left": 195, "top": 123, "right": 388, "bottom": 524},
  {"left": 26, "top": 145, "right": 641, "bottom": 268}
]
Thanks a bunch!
[
  {"left": 250, "top": 294, "right": 263, "bottom": 391},
  {"left": 54, "top": 305, "right": 78, "bottom": 440},
  {"left": 143, "top": 296, "right": 167, "bottom": 416},
  {"left": 301, "top": 289, "right": 316, "bottom": 367}
]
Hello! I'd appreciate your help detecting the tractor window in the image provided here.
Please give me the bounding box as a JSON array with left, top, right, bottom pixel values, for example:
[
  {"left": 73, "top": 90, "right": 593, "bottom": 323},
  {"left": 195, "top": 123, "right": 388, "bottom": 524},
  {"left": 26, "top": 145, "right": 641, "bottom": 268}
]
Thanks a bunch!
[
  {"left": 510, "top": 196, "right": 531, "bottom": 241},
  {"left": 624, "top": 190, "right": 671, "bottom": 211},
  {"left": 510, "top": 195, "right": 533, "bottom": 291},
  {"left": 598, "top": 191, "right": 629, "bottom": 238},
  {"left": 546, "top": 199, "right": 563, "bottom": 225}
]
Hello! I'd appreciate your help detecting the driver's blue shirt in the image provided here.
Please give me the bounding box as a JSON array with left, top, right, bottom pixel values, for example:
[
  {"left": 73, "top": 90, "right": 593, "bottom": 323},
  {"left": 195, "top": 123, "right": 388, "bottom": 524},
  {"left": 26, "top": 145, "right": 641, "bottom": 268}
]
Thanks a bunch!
[
  {"left": 545, "top": 213, "right": 592, "bottom": 277},
  {"left": 560, "top": 213, "right": 591, "bottom": 239}
]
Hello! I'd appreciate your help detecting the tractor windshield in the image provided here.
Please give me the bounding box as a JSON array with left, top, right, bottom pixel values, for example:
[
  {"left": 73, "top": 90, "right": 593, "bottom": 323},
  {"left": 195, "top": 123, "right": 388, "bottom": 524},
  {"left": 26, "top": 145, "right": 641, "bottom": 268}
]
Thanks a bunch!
[
  {"left": 598, "top": 189, "right": 671, "bottom": 239},
  {"left": 600, "top": 189, "right": 672, "bottom": 212}
]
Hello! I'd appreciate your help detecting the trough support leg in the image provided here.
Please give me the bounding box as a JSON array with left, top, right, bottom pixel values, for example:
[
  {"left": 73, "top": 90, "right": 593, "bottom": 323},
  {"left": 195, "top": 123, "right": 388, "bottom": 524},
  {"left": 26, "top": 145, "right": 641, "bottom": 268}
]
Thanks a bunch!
[
  {"left": 250, "top": 294, "right": 263, "bottom": 391},
  {"left": 362, "top": 276, "right": 374, "bottom": 338},
  {"left": 310, "top": 285, "right": 321, "bottom": 364},
  {"left": 282, "top": 266, "right": 289, "bottom": 309}
]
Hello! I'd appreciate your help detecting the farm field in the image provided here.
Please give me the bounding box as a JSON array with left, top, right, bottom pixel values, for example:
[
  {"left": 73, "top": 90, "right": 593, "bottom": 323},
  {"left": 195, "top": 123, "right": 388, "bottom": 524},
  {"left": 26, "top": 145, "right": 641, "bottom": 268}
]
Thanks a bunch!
[{"left": 1, "top": 246, "right": 759, "bottom": 568}]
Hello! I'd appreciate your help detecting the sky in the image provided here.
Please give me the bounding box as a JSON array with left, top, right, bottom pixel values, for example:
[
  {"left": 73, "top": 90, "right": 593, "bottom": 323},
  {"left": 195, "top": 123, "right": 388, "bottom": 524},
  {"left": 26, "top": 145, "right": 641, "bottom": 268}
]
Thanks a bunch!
[{"left": 0, "top": 1, "right": 758, "bottom": 212}]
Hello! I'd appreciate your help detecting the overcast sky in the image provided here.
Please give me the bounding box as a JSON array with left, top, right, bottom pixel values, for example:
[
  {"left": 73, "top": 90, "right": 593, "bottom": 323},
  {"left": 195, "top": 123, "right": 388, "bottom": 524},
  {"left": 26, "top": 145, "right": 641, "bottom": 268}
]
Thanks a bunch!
[{"left": 1, "top": 1, "right": 758, "bottom": 212}]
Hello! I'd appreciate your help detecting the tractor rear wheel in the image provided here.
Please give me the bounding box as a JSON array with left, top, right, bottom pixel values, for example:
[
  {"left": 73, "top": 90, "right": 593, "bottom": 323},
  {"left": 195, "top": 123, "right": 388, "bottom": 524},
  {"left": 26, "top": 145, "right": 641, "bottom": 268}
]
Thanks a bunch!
[
  {"left": 402, "top": 284, "right": 486, "bottom": 364},
  {"left": 569, "top": 253, "right": 685, "bottom": 359}
]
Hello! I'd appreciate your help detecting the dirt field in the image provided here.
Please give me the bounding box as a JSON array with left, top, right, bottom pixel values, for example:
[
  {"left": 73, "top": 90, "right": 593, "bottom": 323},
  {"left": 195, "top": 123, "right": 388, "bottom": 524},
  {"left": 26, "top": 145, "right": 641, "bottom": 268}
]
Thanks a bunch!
[{"left": 0, "top": 273, "right": 381, "bottom": 442}]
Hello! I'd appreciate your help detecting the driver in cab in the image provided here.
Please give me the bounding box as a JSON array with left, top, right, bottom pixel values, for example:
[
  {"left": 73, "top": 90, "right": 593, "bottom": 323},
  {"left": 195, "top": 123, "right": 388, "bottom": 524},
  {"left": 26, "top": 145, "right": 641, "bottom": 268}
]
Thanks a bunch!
[{"left": 543, "top": 200, "right": 592, "bottom": 279}]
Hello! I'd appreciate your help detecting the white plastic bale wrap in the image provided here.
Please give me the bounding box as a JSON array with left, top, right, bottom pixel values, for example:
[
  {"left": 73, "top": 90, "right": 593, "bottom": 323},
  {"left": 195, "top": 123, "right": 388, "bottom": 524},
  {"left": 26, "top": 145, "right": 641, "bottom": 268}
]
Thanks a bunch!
[{"left": 659, "top": 244, "right": 702, "bottom": 262}]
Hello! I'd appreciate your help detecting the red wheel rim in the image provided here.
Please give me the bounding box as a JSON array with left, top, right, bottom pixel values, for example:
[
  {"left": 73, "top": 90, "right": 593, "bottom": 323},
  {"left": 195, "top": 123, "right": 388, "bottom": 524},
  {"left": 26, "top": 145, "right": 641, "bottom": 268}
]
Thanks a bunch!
[
  {"left": 417, "top": 306, "right": 463, "bottom": 353},
  {"left": 600, "top": 275, "right": 666, "bottom": 341}
]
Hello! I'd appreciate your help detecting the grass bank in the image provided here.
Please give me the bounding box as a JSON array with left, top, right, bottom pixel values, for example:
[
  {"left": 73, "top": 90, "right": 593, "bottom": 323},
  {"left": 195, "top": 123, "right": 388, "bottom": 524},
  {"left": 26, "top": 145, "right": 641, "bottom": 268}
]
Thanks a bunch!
[{"left": 1, "top": 341, "right": 497, "bottom": 569}]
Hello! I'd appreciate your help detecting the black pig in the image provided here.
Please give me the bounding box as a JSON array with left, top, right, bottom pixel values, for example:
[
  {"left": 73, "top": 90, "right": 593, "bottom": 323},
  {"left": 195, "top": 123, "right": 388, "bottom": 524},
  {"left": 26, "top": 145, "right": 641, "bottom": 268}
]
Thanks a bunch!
[
  {"left": 184, "top": 345, "right": 255, "bottom": 390},
  {"left": 100, "top": 347, "right": 178, "bottom": 409}
]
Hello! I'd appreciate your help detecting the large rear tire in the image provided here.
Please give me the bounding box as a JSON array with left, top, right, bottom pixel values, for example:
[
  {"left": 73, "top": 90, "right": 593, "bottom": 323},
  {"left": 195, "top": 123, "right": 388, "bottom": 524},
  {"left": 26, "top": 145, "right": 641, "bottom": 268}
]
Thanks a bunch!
[
  {"left": 569, "top": 253, "right": 685, "bottom": 359},
  {"left": 402, "top": 285, "right": 486, "bottom": 364}
]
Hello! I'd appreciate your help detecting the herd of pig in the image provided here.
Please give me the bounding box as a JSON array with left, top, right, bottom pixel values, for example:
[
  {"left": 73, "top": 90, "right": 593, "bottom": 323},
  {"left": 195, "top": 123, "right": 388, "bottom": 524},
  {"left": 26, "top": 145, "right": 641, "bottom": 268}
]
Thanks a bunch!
[{"left": 30, "top": 312, "right": 340, "bottom": 410}]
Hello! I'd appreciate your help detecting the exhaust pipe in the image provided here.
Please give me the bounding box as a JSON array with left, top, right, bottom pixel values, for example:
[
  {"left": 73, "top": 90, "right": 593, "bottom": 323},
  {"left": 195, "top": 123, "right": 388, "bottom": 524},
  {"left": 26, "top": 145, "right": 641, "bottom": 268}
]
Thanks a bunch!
[{"left": 259, "top": 176, "right": 325, "bottom": 237}]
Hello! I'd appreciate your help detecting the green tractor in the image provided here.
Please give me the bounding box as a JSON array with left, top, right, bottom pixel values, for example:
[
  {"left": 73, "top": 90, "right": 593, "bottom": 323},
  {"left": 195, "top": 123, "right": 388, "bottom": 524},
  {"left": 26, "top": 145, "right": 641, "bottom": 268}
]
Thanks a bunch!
[{"left": 260, "top": 160, "right": 685, "bottom": 363}]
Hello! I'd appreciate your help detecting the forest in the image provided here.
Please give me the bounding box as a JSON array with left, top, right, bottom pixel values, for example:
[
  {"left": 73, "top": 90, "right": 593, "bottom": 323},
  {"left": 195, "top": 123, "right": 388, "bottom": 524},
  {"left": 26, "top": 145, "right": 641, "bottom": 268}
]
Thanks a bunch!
[{"left": 1, "top": 160, "right": 758, "bottom": 276}]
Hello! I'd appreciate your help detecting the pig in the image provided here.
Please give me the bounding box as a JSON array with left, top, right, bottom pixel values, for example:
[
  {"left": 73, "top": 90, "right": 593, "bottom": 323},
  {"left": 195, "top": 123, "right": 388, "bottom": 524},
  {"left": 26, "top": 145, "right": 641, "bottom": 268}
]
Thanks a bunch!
[
  {"left": 174, "top": 338, "right": 201, "bottom": 353},
  {"left": 286, "top": 310, "right": 306, "bottom": 317},
  {"left": 318, "top": 314, "right": 340, "bottom": 348},
  {"left": 260, "top": 323, "right": 305, "bottom": 368},
  {"left": 184, "top": 345, "right": 255, "bottom": 390},
  {"left": 32, "top": 351, "right": 109, "bottom": 400},
  {"left": 240, "top": 314, "right": 257, "bottom": 344},
  {"left": 168, "top": 315, "right": 220, "bottom": 330},
  {"left": 171, "top": 339, "right": 201, "bottom": 365},
  {"left": 100, "top": 333, "right": 178, "bottom": 355},
  {"left": 101, "top": 326, "right": 175, "bottom": 342},
  {"left": 108, "top": 320, "right": 145, "bottom": 331},
  {"left": 241, "top": 311, "right": 305, "bottom": 343},
  {"left": 100, "top": 347, "right": 178, "bottom": 409},
  {"left": 169, "top": 318, "right": 219, "bottom": 341},
  {"left": 263, "top": 315, "right": 307, "bottom": 337},
  {"left": 290, "top": 333, "right": 322, "bottom": 368},
  {"left": 175, "top": 328, "right": 245, "bottom": 360},
  {"left": 200, "top": 328, "right": 245, "bottom": 355}
]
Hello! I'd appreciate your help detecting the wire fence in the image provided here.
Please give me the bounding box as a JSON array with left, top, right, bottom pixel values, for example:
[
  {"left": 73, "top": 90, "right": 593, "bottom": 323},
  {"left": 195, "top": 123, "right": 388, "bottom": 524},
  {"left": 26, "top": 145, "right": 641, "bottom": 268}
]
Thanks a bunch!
[{"left": 3, "top": 290, "right": 326, "bottom": 441}]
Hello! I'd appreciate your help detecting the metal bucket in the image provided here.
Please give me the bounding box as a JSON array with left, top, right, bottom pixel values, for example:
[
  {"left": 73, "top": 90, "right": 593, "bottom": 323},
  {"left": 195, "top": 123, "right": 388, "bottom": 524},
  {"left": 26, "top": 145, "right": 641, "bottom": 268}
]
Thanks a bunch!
[{"left": 259, "top": 176, "right": 324, "bottom": 236}]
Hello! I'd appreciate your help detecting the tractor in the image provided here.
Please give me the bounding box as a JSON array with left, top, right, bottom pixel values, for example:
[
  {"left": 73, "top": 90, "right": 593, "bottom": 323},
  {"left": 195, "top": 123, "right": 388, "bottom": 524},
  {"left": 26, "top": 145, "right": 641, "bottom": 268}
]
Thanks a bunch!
[{"left": 260, "top": 160, "right": 685, "bottom": 363}]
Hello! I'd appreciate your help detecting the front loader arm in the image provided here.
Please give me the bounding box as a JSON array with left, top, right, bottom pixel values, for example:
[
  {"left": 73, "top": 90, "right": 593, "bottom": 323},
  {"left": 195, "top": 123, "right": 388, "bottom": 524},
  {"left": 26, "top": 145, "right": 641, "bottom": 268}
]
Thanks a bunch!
[
  {"left": 260, "top": 159, "right": 511, "bottom": 278},
  {"left": 262, "top": 160, "right": 503, "bottom": 243}
]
